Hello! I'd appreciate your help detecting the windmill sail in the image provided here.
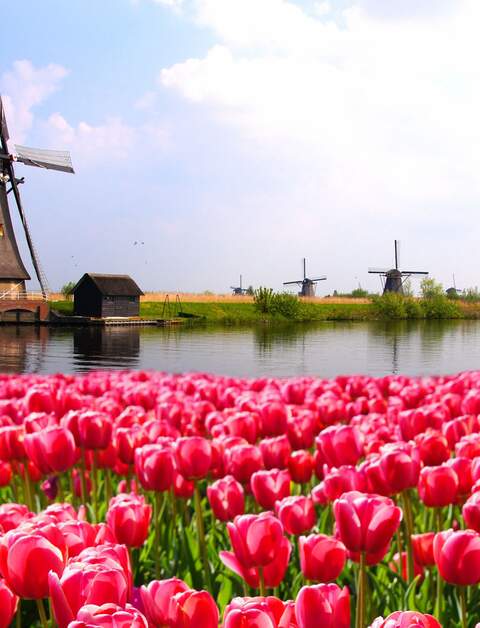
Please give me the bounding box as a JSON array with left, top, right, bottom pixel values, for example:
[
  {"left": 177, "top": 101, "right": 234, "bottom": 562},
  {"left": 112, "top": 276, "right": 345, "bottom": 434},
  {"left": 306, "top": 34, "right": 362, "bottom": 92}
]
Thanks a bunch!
[{"left": 14, "top": 145, "right": 74, "bottom": 174}]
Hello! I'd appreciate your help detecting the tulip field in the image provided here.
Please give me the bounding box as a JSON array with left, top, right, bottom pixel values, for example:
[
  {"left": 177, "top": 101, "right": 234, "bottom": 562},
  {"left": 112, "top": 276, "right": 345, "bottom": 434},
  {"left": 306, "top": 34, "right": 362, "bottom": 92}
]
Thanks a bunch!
[{"left": 3, "top": 372, "right": 480, "bottom": 626}]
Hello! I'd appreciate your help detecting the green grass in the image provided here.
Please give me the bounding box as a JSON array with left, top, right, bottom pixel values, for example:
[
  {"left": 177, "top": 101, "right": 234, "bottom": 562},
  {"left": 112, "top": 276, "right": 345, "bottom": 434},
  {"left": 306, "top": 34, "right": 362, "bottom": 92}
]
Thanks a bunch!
[{"left": 49, "top": 298, "right": 480, "bottom": 324}]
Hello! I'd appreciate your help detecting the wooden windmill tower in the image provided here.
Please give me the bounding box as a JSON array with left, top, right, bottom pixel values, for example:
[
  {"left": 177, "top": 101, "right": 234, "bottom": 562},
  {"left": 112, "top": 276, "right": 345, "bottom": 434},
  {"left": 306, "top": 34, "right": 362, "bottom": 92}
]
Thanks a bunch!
[
  {"left": 369, "top": 240, "right": 428, "bottom": 294},
  {"left": 283, "top": 258, "right": 326, "bottom": 297},
  {"left": 0, "top": 95, "right": 74, "bottom": 298}
]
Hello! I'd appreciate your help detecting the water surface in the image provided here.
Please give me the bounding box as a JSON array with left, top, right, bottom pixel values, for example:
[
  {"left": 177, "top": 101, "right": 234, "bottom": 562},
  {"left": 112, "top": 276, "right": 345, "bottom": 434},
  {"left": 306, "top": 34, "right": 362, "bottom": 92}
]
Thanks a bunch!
[{"left": 2, "top": 320, "right": 480, "bottom": 377}]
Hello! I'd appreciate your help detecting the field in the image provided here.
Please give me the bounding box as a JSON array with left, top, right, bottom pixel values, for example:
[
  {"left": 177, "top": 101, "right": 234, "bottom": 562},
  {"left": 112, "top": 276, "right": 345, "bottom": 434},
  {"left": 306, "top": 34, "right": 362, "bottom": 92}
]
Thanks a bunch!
[
  {"left": 1, "top": 369, "right": 480, "bottom": 627},
  {"left": 49, "top": 293, "right": 480, "bottom": 324}
]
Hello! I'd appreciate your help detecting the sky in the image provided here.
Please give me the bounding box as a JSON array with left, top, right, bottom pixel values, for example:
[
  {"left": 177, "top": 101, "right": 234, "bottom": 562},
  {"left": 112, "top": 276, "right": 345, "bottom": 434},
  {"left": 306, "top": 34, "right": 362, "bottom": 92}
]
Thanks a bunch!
[{"left": 0, "top": 0, "right": 478, "bottom": 294}]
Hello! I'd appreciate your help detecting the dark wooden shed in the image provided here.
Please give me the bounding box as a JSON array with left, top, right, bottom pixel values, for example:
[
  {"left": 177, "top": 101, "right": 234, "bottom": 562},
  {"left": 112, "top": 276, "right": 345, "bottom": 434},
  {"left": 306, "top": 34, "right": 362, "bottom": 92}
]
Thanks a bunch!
[{"left": 72, "top": 273, "right": 143, "bottom": 318}]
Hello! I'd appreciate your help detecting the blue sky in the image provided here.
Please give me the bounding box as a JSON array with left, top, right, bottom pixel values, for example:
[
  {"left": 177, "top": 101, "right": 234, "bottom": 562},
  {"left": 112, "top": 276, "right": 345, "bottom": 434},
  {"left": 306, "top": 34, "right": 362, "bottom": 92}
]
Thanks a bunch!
[{"left": 1, "top": 0, "right": 477, "bottom": 294}]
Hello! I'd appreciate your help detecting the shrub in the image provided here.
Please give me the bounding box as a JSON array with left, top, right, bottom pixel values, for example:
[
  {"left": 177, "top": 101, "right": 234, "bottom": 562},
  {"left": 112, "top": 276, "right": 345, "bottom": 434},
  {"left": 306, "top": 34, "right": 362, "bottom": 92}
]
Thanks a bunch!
[
  {"left": 420, "top": 278, "right": 444, "bottom": 299},
  {"left": 253, "top": 287, "right": 276, "bottom": 314},
  {"left": 272, "top": 292, "right": 301, "bottom": 319},
  {"left": 371, "top": 293, "right": 407, "bottom": 319}
]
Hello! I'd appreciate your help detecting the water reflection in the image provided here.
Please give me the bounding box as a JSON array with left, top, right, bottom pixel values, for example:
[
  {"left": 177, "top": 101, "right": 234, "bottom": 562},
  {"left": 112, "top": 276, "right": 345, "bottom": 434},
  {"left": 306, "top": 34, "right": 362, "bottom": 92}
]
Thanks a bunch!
[
  {"left": 1, "top": 320, "right": 480, "bottom": 376},
  {"left": 73, "top": 327, "right": 140, "bottom": 371}
]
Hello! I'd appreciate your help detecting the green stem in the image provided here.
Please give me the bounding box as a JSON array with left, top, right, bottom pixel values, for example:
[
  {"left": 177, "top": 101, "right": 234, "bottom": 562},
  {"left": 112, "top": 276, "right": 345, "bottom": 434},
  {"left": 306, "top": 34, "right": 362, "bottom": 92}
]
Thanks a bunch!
[
  {"left": 356, "top": 552, "right": 366, "bottom": 628},
  {"left": 22, "top": 466, "right": 33, "bottom": 511},
  {"left": 259, "top": 567, "right": 266, "bottom": 596},
  {"left": 91, "top": 450, "right": 98, "bottom": 522},
  {"left": 154, "top": 491, "right": 162, "bottom": 579},
  {"left": 36, "top": 599, "right": 48, "bottom": 628},
  {"left": 80, "top": 449, "right": 87, "bottom": 507},
  {"left": 460, "top": 586, "right": 467, "bottom": 628},
  {"left": 15, "top": 599, "right": 21, "bottom": 628},
  {"left": 434, "top": 509, "right": 443, "bottom": 620},
  {"left": 194, "top": 482, "right": 212, "bottom": 591},
  {"left": 105, "top": 468, "right": 112, "bottom": 505},
  {"left": 402, "top": 490, "right": 415, "bottom": 583}
]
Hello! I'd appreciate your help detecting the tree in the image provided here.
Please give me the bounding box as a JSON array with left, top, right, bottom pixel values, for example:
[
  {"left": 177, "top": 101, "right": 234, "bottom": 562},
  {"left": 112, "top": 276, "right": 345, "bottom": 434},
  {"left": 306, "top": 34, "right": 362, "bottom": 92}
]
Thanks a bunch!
[
  {"left": 420, "top": 278, "right": 444, "bottom": 299},
  {"left": 60, "top": 281, "right": 76, "bottom": 301}
]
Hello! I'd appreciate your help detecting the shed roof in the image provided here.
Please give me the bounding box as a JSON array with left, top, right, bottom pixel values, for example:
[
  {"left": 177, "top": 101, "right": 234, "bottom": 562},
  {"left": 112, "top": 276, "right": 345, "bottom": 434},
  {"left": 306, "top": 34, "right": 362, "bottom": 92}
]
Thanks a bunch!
[{"left": 73, "top": 273, "right": 144, "bottom": 296}]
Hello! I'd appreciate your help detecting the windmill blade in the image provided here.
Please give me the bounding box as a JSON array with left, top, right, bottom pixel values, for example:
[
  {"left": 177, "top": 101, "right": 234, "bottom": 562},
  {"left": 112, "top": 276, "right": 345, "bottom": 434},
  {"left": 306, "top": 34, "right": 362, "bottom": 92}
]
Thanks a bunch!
[
  {"left": 7, "top": 164, "right": 49, "bottom": 297},
  {"left": 401, "top": 271, "right": 429, "bottom": 275},
  {"left": 368, "top": 268, "right": 389, "bottom": 274},
  {"left": 283, "top": 280, "right": 303, "bottom": 285},
  {"left": 14, "top": 145, "right": 74, "bottom": 174},
  {"left": 0, "top": 96, "right": 9, "bottom": 143},
  {"left": 310, "top": 276, "right": 327, "bottom": 282}
]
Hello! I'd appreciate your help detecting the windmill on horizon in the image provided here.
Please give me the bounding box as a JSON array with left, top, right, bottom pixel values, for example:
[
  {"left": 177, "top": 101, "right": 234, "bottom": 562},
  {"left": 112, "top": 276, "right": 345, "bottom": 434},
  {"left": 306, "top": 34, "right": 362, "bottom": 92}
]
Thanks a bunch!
[
  {"left": 283, "top": 258, "right": 326, "bottom": 297},
  {"left": 369, "top": 240, "right": 428, "bottom": 294}
]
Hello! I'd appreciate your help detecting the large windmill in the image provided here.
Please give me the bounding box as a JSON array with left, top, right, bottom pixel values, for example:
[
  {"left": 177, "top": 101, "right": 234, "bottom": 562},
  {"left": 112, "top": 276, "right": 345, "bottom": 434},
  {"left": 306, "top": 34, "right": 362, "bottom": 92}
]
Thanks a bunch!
[
  {"left": 0, "top": 95, "right": 74, "bottom": 299},
  {"left": 283, "top": 258, "right": 326, "bottom": 297},
  {"left": 369, "top": 240, "right": 428, "bottom": 294}
]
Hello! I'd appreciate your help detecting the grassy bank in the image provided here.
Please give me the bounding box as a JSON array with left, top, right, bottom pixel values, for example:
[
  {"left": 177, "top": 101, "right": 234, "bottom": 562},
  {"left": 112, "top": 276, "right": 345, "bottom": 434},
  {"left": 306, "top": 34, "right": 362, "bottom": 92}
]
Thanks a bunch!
[{"left": 50, "top": 297, "right": 480, "bottom": 324}]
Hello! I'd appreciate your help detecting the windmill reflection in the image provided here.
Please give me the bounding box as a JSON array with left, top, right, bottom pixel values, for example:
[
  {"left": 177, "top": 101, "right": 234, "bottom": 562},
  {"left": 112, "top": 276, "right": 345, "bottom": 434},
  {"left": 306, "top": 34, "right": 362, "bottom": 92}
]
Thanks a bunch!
[{"left": 0, "top": 325, "right": 49, "bottom": 373}]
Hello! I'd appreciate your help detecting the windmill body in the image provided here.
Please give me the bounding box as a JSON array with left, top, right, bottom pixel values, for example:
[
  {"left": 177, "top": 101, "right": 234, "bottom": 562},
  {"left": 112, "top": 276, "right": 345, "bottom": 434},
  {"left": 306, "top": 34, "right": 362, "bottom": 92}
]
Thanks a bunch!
[
  {"left": 0, "top": 95, "right": 74, "bottom": 298},
  {"left": 283, "top": 258, "right": 326, "bottom": 297},
  {"left": 369, "top": 240, "right": 428, "bottom": 294},
  {"left": 231, "top": 274, "right": 248, "bottom": 296}
]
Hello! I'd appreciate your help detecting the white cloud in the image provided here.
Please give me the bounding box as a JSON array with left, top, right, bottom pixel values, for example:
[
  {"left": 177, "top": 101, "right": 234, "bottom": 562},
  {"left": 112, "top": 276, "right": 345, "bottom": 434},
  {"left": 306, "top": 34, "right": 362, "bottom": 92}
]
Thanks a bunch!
[
  {"left": 0, "top": 60, "right": 68, "bottom": 144},
  {"left": 159, "top": 0, "right": 480, "bottom": 215},
  {"left": 45, "top": 113, "right": 138, "bottom": 164}
]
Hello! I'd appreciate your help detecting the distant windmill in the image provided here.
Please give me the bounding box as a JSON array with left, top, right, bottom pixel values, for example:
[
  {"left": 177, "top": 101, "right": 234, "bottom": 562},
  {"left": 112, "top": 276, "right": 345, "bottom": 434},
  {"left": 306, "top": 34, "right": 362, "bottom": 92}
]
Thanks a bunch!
[
  {"left": 231, "top": 275, "right": 248, "bottom": 296},
  {"left": 0, "top": 95, "right": 74, "bottom": 298},
  {"left": 369, "top": 240, "right": 428, "bottom": 294},
  {"left": 283, "top": 258, "right": 326, "bottom": 297}
]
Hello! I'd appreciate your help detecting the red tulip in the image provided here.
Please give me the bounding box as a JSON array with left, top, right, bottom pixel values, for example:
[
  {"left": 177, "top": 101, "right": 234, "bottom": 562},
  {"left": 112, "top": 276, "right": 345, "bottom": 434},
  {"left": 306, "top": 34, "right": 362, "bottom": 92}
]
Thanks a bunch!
[
  {"left": 57, "top": 520, "right": 99, "bottom": 557},
  {"left": 316, "top": 425, "right": 364, "bottom": 467},
  {"left": 455, "top": 433, "right": 480, "bottom": 459},
  {"left": 0, "top": 462, "right": 11, "bottom": 487},
  {"left": 259, "top": 401, "right": 288, "bottom": 436},
  {"left": 168, "top": 589, "right": 219, "bottom": 628},
  {"left": 463, "top": 492, "right": 480, "bottom": 532},
  {"left": 433, "top": 528, "right": 480, "bottom": 585},
  {"left": 251, "top": 469, "right": 291, "bottom": 510},
  {"left": 447, "top": 456, "right": 473, "bottom": 499},
  {"left": 260, "top": 435, "right": 291, "bottom": 470},
  {"left": 378, "top": 443, "right": 420, "bottom": 493},
  {"left": 0, "top": 503, "right": 31, "bottom": 532},
  {"left": 418, "top": 465, "right": 459, "bottom": 507},
  {"left": 0, "top": 530, "right": 65, "bottom": 598},
  {"left": 288, "top": 450, "right": 313, "bottom": 484},
  {"left": 77, "top": 412, "right": 112, "bottom": 450},
  {"left": 295, "top": 583, "right": 350, "bottom": 628},
  {"left": 226, "top": 444, "right": 264, "bottom": 485},
  {"left": 0, "top": 578, "right": 18, "bottom": 628},
  {"left": 412, "top": 532, "right": 435, "bottom": 567},
  {"left": 322, "top": 465, "right": 366, "bottom": 502},
  {"left": 24, "top": 426, "right": 76, "bottom": 474},
  {"left": 173, "top": 471, "right": 194, "bottom": 499},
  {"left": 276, "top": 496, "right": 316, "bottom": 536},
  {"left": 223, "top": 597, "right": 285, "bottom": 628},
  {"left": 134, "top": 444, "right": 175, "bottom": 492},
  {"left": 298, "top": 534, "right": 347, "bottom": 582},
  {"left": 220, "top": 536, "right": 291, "bottom": 589},
  {"left": 68, "top": 602, "right": 148, "bottom": 627},
  {"left": 174, "top": 437, "right": 212, "bottom": 480},
  {"left": 415, "top": 430, "right": 450, "bottom": 466},
  {"left": 369, "top": 611, "right": 441, "bottom": 627},
  {"left": 49, "top": 560, "right": 130, "bottom": 628},
  {"left": 0, "top": 426, "right": 25, "bottom": 461},
  {"left": 333, "top": 491, "right": 402, "bottom": 560},
  {"left": 207, "top": 475, "right": 245, "bottom": 522},
  {"left": 106, "top": 494, "right": 151, "bottom": 548},
  {"left": 226, "top": 513, "right": 286, "bottom": 568},
  {"left": 140, "top": 578, "right": 190, "bottom": 627}
]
